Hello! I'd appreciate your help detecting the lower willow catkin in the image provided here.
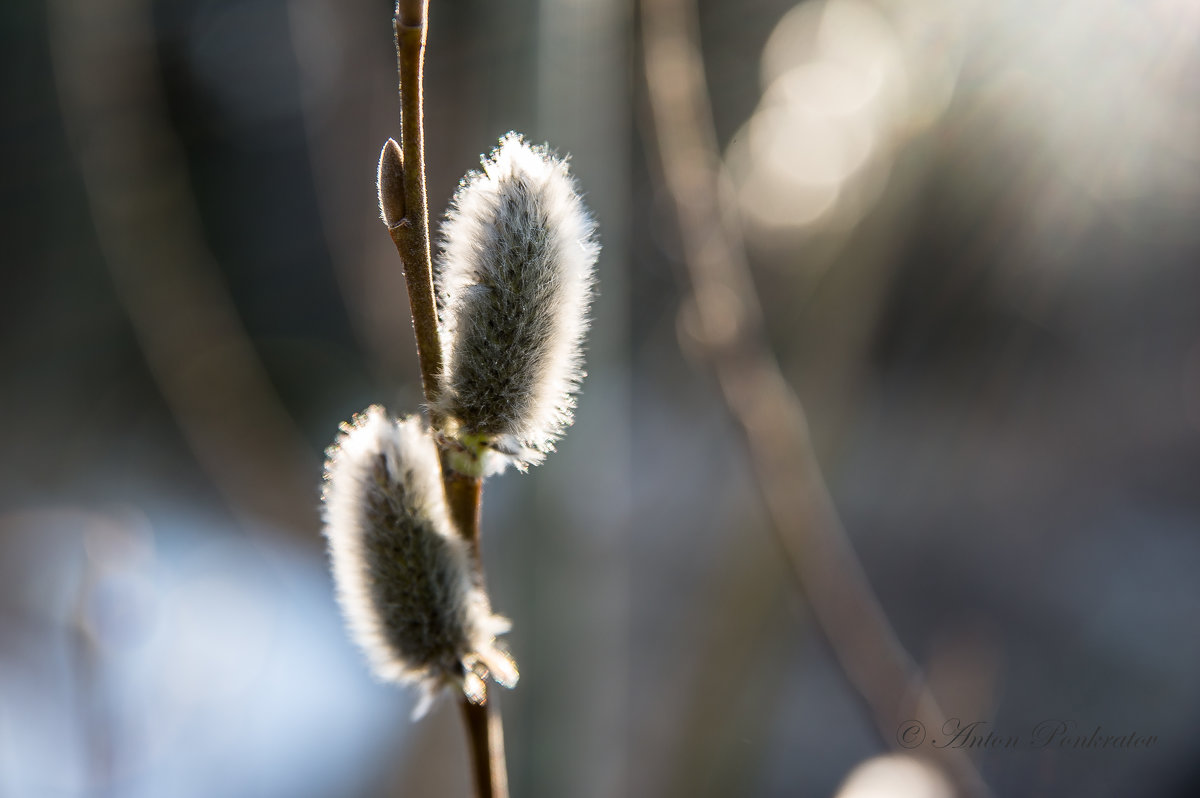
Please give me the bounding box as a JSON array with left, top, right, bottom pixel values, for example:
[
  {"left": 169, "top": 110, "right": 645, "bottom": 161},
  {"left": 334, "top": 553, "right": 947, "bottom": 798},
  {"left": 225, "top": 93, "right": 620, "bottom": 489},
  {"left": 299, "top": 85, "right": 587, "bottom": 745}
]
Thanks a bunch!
[
  {"left": 322, "top": 405, "right": 517, "bottom": 717},
  {"left": 435, "top": 133, "right": 599, "bottom": 473}
]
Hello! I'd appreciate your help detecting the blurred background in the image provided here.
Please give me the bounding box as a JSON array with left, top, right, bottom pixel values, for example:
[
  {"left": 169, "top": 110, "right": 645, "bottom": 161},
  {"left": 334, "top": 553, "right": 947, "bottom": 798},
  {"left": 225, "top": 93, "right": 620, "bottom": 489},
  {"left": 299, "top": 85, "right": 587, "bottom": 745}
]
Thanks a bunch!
[{"left": 3, "top": 0, "right": 1200, "bottom": 795}]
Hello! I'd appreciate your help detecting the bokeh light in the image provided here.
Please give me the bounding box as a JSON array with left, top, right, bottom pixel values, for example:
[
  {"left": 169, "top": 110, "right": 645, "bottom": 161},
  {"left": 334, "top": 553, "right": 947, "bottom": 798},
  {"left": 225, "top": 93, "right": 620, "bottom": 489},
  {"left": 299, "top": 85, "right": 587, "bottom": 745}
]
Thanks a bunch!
[{"left": 833, "top": 754, "right": 954, "bottom": 798}]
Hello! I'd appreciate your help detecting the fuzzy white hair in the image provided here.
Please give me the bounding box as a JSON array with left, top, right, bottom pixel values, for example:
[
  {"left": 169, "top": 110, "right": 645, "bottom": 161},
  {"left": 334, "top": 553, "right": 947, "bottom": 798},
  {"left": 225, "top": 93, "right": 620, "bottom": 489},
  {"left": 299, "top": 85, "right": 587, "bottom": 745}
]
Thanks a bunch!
[
  {"left": 435, "top": 133, "right": 599, "bottom": 472},
  {"left": 321, "top": 406, "right": 517, "bottom": 717}
]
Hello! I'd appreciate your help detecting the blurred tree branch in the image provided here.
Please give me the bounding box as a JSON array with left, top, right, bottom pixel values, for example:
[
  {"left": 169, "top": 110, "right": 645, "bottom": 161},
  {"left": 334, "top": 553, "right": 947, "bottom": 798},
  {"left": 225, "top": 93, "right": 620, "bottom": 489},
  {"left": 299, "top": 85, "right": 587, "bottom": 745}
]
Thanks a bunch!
[
  {"left": 48, "top": 0, "right": 318, "bottom": 535},
  {"left": 640, "top": 0, "right": 989, "bottom": 794}
]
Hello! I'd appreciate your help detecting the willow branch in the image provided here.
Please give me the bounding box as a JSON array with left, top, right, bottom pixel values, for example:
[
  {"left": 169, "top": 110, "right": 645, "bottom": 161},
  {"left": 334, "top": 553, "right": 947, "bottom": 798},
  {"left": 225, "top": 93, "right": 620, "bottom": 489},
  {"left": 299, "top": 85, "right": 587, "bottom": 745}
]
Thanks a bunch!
[
  {"left": 640, "top": 1, "right": 988, "bottom": 795},
  {"left": 382, "top": 4, "right": 507, "bottom": 795},
  {"left": 384, "top": 0, "right": 444, "bottom": 423},
  {"left": 444, "top": 472, "right": 508, "bottom": 798}
]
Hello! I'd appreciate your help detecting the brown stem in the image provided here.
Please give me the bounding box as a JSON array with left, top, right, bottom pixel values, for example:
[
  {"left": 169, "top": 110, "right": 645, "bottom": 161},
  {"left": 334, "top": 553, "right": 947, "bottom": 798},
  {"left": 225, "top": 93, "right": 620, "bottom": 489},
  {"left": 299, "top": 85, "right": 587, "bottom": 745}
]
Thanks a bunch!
[
  {"left": 382, "top": 3, "right": 507, "bottom": 795},
  {"left": 443, "top": 471, "right": 483, "bottom": 559},
  {"left": 458, "top": 699, "right": 496, "bottom": 798},
  {"left": 387, "top": 0, "right": 444, "bottom": 423},
  {"left": 640, "top": 0, "right": 989, "bottom": 796},
  {"left": 443, "top": 470, "right": 508, "bottom": 798}
]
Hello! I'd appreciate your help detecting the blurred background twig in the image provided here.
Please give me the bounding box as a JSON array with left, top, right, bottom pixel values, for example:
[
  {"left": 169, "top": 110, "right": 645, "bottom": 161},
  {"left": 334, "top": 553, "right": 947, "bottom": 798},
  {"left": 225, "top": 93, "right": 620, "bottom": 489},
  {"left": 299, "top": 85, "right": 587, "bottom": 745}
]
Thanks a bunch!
[
  {"left": 641, "top": 0, "right": 986, "bottom": 794},
  {"left": 48, "top": 0, "right": 317, "bottom": 535}
]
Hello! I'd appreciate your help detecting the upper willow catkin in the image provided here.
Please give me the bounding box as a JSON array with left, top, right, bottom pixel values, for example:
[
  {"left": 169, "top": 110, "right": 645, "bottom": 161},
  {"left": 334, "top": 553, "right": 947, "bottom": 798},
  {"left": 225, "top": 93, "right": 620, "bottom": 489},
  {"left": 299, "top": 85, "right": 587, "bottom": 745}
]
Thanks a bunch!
[
  {"left": 322, "top": 406, "right": 517, "bottom": 716},
  {"left": 435, "top": 133, "right": 599, "bottom": 472}
]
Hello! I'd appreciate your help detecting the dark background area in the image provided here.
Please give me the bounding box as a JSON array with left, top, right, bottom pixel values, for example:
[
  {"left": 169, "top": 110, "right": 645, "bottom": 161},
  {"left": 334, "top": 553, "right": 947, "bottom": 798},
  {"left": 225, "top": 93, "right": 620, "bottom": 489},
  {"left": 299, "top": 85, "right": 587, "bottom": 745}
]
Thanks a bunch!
[{"left": 2, "top": 0, "right": 1199, "bottom": 796}]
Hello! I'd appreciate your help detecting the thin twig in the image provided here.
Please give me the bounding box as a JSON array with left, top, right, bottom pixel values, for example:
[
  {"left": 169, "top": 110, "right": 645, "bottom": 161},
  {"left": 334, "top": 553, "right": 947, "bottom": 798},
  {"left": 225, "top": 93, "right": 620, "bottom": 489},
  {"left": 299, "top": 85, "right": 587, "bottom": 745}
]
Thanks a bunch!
[
  {"left": 388, "top": 0, "right": 444, "bottom": 423},
  {"left": 48, "top": 0, "right": 317, "bottom": 536},
  {"left": 384, "top": 3, "right": 507, "bottom": 795},
  {"left": 445, "top": 472, "right": 508, "bottom": 798},
  {"left": 458, "top": 699, "right": 499, "bottom": 798},
  {"left": 443, "top": 472, "right": 485, "bottom": 566},
  {"left": 640, "top": 1, "right": 989, "bottom": 795}
]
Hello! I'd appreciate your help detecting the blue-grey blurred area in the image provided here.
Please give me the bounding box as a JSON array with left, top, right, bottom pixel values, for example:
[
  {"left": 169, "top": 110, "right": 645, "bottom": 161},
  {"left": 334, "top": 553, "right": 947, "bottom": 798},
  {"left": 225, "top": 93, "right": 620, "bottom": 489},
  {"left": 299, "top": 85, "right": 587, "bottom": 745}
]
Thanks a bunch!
[{"left": 2, "top": 0, "right": 1199, "bottom": 795}]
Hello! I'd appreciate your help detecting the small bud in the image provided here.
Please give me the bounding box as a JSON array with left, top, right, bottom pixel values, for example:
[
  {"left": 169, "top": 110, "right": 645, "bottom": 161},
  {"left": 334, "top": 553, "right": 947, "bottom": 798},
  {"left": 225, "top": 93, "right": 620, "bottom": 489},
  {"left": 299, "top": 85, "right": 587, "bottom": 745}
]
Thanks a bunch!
[
  {"left": 322, "top": 406, "right": 516, "bottom": 716},
  {"left": 377, "top": 138, "right": 406, "bottom": 227},
  {"left": 436, "top": 133, "right": 599, "bottom": 472}
]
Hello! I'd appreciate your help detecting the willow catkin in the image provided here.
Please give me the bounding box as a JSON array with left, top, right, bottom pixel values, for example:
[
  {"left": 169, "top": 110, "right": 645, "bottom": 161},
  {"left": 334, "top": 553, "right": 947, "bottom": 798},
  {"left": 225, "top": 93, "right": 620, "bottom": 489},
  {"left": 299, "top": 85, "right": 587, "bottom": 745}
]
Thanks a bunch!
[
  {"left": 322, "top": 405, "right": 517, "bottom": 716},
  {"left": 436, "top": 133, "right": 599, "bottom": 473}
]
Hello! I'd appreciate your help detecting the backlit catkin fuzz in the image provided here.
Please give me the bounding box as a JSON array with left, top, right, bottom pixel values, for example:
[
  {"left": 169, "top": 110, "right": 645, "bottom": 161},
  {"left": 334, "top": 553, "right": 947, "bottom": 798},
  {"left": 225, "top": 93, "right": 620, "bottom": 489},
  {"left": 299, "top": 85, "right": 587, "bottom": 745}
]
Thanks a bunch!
[
  {"left": 436, "top": 133, "right": 599, "bottom": 473},
  {"left": 322, "top": 406, "right": 517, "bottom": 716}
]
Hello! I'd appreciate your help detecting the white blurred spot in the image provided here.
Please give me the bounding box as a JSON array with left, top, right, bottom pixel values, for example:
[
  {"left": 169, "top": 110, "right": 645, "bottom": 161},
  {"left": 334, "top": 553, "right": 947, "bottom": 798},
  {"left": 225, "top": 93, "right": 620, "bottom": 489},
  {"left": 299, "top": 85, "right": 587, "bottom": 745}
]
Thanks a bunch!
[
  {"left": 833, "top": 754, "right": 955, "bottom": 798},
  {"left": 729, "top": 0, "right": 972, "bottom": 239}
]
